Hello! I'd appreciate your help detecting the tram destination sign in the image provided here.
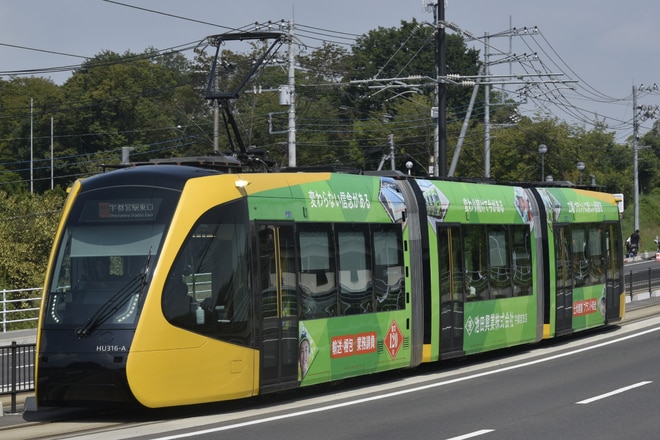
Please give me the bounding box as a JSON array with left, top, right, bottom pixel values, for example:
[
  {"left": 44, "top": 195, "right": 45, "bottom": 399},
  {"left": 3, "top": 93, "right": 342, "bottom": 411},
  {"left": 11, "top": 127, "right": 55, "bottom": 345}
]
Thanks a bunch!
[{"left": 81, "top": 198, "right": 161, "bottom": 222}]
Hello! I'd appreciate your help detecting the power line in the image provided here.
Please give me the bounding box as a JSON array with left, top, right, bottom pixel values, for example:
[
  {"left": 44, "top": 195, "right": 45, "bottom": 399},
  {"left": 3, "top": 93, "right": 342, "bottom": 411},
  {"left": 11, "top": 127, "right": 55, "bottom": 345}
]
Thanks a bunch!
[
  {"left": 101, "top": 0, "right": 241, "bottom": 32},
  {"left": 0, "top": 42, "right": 89, "bottom": 60}
]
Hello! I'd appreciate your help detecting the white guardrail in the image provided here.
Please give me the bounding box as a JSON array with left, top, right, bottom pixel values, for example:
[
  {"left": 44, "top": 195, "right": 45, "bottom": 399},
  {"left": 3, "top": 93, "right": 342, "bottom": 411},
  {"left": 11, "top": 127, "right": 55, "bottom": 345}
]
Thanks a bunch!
[{"left": 1, "top": 288, "right": 42, "bottom": 333}]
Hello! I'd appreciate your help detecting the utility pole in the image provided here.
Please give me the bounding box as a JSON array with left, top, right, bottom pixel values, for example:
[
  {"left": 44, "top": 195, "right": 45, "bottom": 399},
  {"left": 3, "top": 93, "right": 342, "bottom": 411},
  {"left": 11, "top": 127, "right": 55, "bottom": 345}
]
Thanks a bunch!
[
  {"left": 425, "top": 1, "right": 446, "bottom": 177},
  {"left": 483, "top": 33, "right": 491, "bottom": 178},
  {"left": 436, "top": 1, "right": 447, "bottom": 178},
  {"left": 287, "top": 20, "right": 297, "bottom": 167},
  {"left": 389, "top": 134, "right": 396, "bottom": 170},
  {"left": 633, "top": 85, "right": 640, "bottom": 232},
  {"left": 30, "top": 98, "right": 33, "bottom": 194},
  {"left": 632, "top": 83, "right": 660, "bottom": 232},
  {"left": 50, "top": 117, "right": 54, "bottom": 190}
]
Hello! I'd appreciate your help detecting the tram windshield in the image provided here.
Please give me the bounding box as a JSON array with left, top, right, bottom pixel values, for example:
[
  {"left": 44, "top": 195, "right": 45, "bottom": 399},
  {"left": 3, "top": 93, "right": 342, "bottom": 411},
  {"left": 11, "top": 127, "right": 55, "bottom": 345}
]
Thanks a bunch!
[{"left": 44, "top": 186, "right": 179, "bottom": 328}]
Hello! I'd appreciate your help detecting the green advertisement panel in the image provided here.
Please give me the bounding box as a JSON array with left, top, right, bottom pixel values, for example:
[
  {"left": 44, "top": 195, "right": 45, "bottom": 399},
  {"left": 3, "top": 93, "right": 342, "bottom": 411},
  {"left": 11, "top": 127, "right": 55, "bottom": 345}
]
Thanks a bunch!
[
  {"left": 572, "top": 285, "right": 608, "bottom": 329},
  {"left": 248, "top": 174, "right": 404, "bottom": 224},
  {"left": 463, "top": 296, "right": 537, "bottom": 355},
  {"left": 538, "top": 187, "right": 619, "bottom": 225},
  {"left": 298, "top": 312, "right": 411, "bottom": 386},
  {"left": 417, "top": 179, "right": 533, "bottom": 226}
]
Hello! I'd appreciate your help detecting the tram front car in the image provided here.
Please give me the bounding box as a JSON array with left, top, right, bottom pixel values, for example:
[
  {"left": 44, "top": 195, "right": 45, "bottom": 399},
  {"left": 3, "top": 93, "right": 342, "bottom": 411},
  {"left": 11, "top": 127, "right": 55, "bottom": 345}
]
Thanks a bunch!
[{"left": 37, "top": 165, "right": 251, "bottom": 408}]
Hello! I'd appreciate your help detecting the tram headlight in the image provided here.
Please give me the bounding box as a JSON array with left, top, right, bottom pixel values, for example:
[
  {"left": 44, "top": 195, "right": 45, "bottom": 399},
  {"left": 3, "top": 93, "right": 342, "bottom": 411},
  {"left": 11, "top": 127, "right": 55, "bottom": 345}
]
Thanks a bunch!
[{"left": 234, "top": 179, "right": 250, "bottom": 189}]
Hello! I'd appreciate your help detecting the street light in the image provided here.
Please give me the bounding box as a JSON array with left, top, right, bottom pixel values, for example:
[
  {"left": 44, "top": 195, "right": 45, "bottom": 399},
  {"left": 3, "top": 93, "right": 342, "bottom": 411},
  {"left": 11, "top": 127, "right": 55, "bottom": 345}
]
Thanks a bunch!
[
  {"left": 576, "top": 161, "right": 585, "bottom": 186},
  {"left": 538, "top": 144, "right": 547, "bottom": 181}
]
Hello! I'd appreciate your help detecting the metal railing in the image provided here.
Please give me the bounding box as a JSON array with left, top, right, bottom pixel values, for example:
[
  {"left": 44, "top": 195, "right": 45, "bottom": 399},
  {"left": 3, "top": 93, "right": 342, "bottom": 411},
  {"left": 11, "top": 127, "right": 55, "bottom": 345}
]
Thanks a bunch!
[
  {"left": 1, "top": 287, "right": 42, "bottom": 333},
  {"left": 624, "top": 266, "right": 660, "bottom": 299},
  {"left": 0, "top": 341, "right": 36, "bottom": 413},
  {"left": 1, "top": 288, "right": 40, "bottom": 413}
]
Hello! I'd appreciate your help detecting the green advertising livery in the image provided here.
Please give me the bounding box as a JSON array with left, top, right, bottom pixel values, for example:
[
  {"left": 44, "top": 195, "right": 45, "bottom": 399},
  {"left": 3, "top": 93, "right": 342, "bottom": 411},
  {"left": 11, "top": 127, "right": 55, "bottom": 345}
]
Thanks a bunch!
[{"left": 36, "top": 165, "right": 624, "bottom": 408}]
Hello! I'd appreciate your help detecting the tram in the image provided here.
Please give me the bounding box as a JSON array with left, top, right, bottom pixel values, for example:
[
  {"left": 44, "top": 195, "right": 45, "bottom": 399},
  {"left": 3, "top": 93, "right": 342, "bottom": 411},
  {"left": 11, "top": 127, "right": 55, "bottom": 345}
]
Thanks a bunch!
[{"left": 35, "top": 163, "right": 624, "bottom": 408}]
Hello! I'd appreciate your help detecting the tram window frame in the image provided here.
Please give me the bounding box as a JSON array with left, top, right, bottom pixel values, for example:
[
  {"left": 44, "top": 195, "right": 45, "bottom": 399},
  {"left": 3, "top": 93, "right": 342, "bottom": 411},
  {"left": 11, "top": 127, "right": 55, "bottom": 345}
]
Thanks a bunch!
[
  {"left": 336, "top": 224, "right": 372, "bottom": 315},
  {"left": 571, "top": 226, "right": 589, "bottom": 287},
  {"left": 297, "top": 224, "right": 337, "bottom": 319},
  {"left": 438, "top": 225, "right": 461, "bottom": 303},
  {"left": 511, "top": 225, "right": 532, "bottom": 296},
  {"left": 555, "top": 225, "right": 572, "bottom": 290},
  {"left": 372, "top": 225, "right": 404, "bottom": 312},
  {"left": 604, "top": 222, "right": 623, "bottom": 280},
  {"left": 587, "top": 224, "right": 605, "bottom": 285},
  {"left": 487, "top": 225, "right": 513, "bottom": 299},
  {"left": 463, "top": 225, "right": 488, "bottom": 300},
  {"left": 162, "top": 200, "right": 251, "bottom": 345},
  {"left": 257, "top": 227, "right": 278, "bottom": 319}
]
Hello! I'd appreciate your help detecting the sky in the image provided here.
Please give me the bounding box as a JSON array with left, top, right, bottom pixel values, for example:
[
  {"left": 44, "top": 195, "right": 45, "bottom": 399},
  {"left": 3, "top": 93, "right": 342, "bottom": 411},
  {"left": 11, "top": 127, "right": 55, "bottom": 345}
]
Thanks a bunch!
[{"left": 1, "top": 0, "right": 659, "bottom": 144}]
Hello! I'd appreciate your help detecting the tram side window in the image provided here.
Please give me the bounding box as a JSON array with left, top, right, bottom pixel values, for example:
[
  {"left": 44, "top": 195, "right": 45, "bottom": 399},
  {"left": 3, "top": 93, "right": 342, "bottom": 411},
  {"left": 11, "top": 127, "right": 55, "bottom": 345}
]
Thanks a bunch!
[
  {"left": 337, "top": 226, "right": 372, "bottom": 315},
  {"left": 555, "top": 226, "right": 572, "bottom": 289},
  {"left": 605, "top": 223, "right": 622, "bottom": 280},
  {"left": 258, "top": 226, "right": 297, "bottom": 320},
  {"left": 464, "top": 225, "right": 488, "bottom": 300},
  {"left": 572, "top": 226, "right": 589, "bottom": 287},
  {"left": 488, "top": 225, "right": 512, "bottom": 298},
  {"left": 298, "top": 227, "right": 337, "bottom": 319},
  {"left": 588, "top": 225, "right": 605, "bottom": 285},
  {"left": 279, "top": 228, "right": 298, "bottom": 318},
  {"left": 162, "top": 202, "right": 250, "bottom": 345},
  {"left": 258, "top": 227, "right": 278, "bottom": 319},
  {"left": 512, "top": 226, "right": 532, "bottom": 296},
  {"left": 438, "top": 226, "right": 461, "bottom": 306},
  {"left": 373, "top": 226, "right": 404, "bottom": 311}
]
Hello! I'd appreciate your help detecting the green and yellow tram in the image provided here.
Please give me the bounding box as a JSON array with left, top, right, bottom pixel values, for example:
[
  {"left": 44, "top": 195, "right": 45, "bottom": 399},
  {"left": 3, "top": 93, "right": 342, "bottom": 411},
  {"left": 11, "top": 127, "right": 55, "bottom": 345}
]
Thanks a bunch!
[{"left": 36, "top": 164, "right": 624, "bottom": 408}]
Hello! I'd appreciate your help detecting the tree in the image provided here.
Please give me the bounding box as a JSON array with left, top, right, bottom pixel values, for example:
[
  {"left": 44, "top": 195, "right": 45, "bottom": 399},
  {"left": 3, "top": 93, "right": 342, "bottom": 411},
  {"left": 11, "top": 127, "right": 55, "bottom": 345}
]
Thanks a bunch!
[
  {"left": 58, "top": 49, "right": 197, "bottom": 174},
  {"left": 0, "top": 189, "right": 65, "bottom": 288},
  {"left": 0, "top": 77, "right": 65, "bottom": 192},
  {"left": 294, "top": 42, "right": 355, "bottom": 167},
  {"left": 639, "top": 120, "right": 660, "bottom": 193}
]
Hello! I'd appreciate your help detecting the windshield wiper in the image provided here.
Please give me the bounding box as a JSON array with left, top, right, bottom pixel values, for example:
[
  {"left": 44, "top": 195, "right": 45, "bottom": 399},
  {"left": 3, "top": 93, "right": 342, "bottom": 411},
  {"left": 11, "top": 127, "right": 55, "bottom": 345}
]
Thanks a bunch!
[
  {"left": 76, "top": 273, "right": 146, "bottom": 338},
  {"left": 76, "top": 252, "right": 152, "bottom": 338}
]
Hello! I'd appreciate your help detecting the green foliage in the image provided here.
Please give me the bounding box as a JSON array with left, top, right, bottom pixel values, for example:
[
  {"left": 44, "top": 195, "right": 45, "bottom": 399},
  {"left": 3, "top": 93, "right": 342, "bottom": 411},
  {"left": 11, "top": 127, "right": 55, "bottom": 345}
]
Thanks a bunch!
[
  {"left": 0, "top": 77, "right": 65, "bottom": 192},
  {"left": 0, "top": 189, "right": 65, "bottom": 289},
  {"left": 61, "top": 49, "right": 193, "bottom": 154}
]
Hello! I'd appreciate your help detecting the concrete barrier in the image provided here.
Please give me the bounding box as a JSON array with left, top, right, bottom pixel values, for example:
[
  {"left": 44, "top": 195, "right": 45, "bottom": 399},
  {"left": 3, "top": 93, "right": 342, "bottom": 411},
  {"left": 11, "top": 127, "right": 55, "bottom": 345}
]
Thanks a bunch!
[{"left": 24, "top": 396, "right": 37, "bottom": 412}]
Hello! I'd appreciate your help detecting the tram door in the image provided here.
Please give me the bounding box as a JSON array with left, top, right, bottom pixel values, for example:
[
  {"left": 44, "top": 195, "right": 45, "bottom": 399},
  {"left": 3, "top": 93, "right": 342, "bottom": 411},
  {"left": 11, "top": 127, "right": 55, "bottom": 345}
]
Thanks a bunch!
[
  {"left": 257, "top": 224, "right": 299, "bottom": 388},
  {"left": 438, "top": 225, "right": 464, "bottom": 357},
  {"left": 554, "top": 225, "right": 573, "bottom": 334},
  {"left": 604, "top": 223, "right": 622, "bottom": 321}
]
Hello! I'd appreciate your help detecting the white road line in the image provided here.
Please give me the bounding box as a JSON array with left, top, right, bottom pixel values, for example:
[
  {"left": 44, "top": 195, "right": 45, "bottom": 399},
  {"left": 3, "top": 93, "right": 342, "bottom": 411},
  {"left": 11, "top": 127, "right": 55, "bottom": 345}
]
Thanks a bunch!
[
  {"left": 446, "top": 429, "right": 495, "bottom": 440},
  {"left": 576, "top": 381, "right": 652, "bottom": 404}
]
